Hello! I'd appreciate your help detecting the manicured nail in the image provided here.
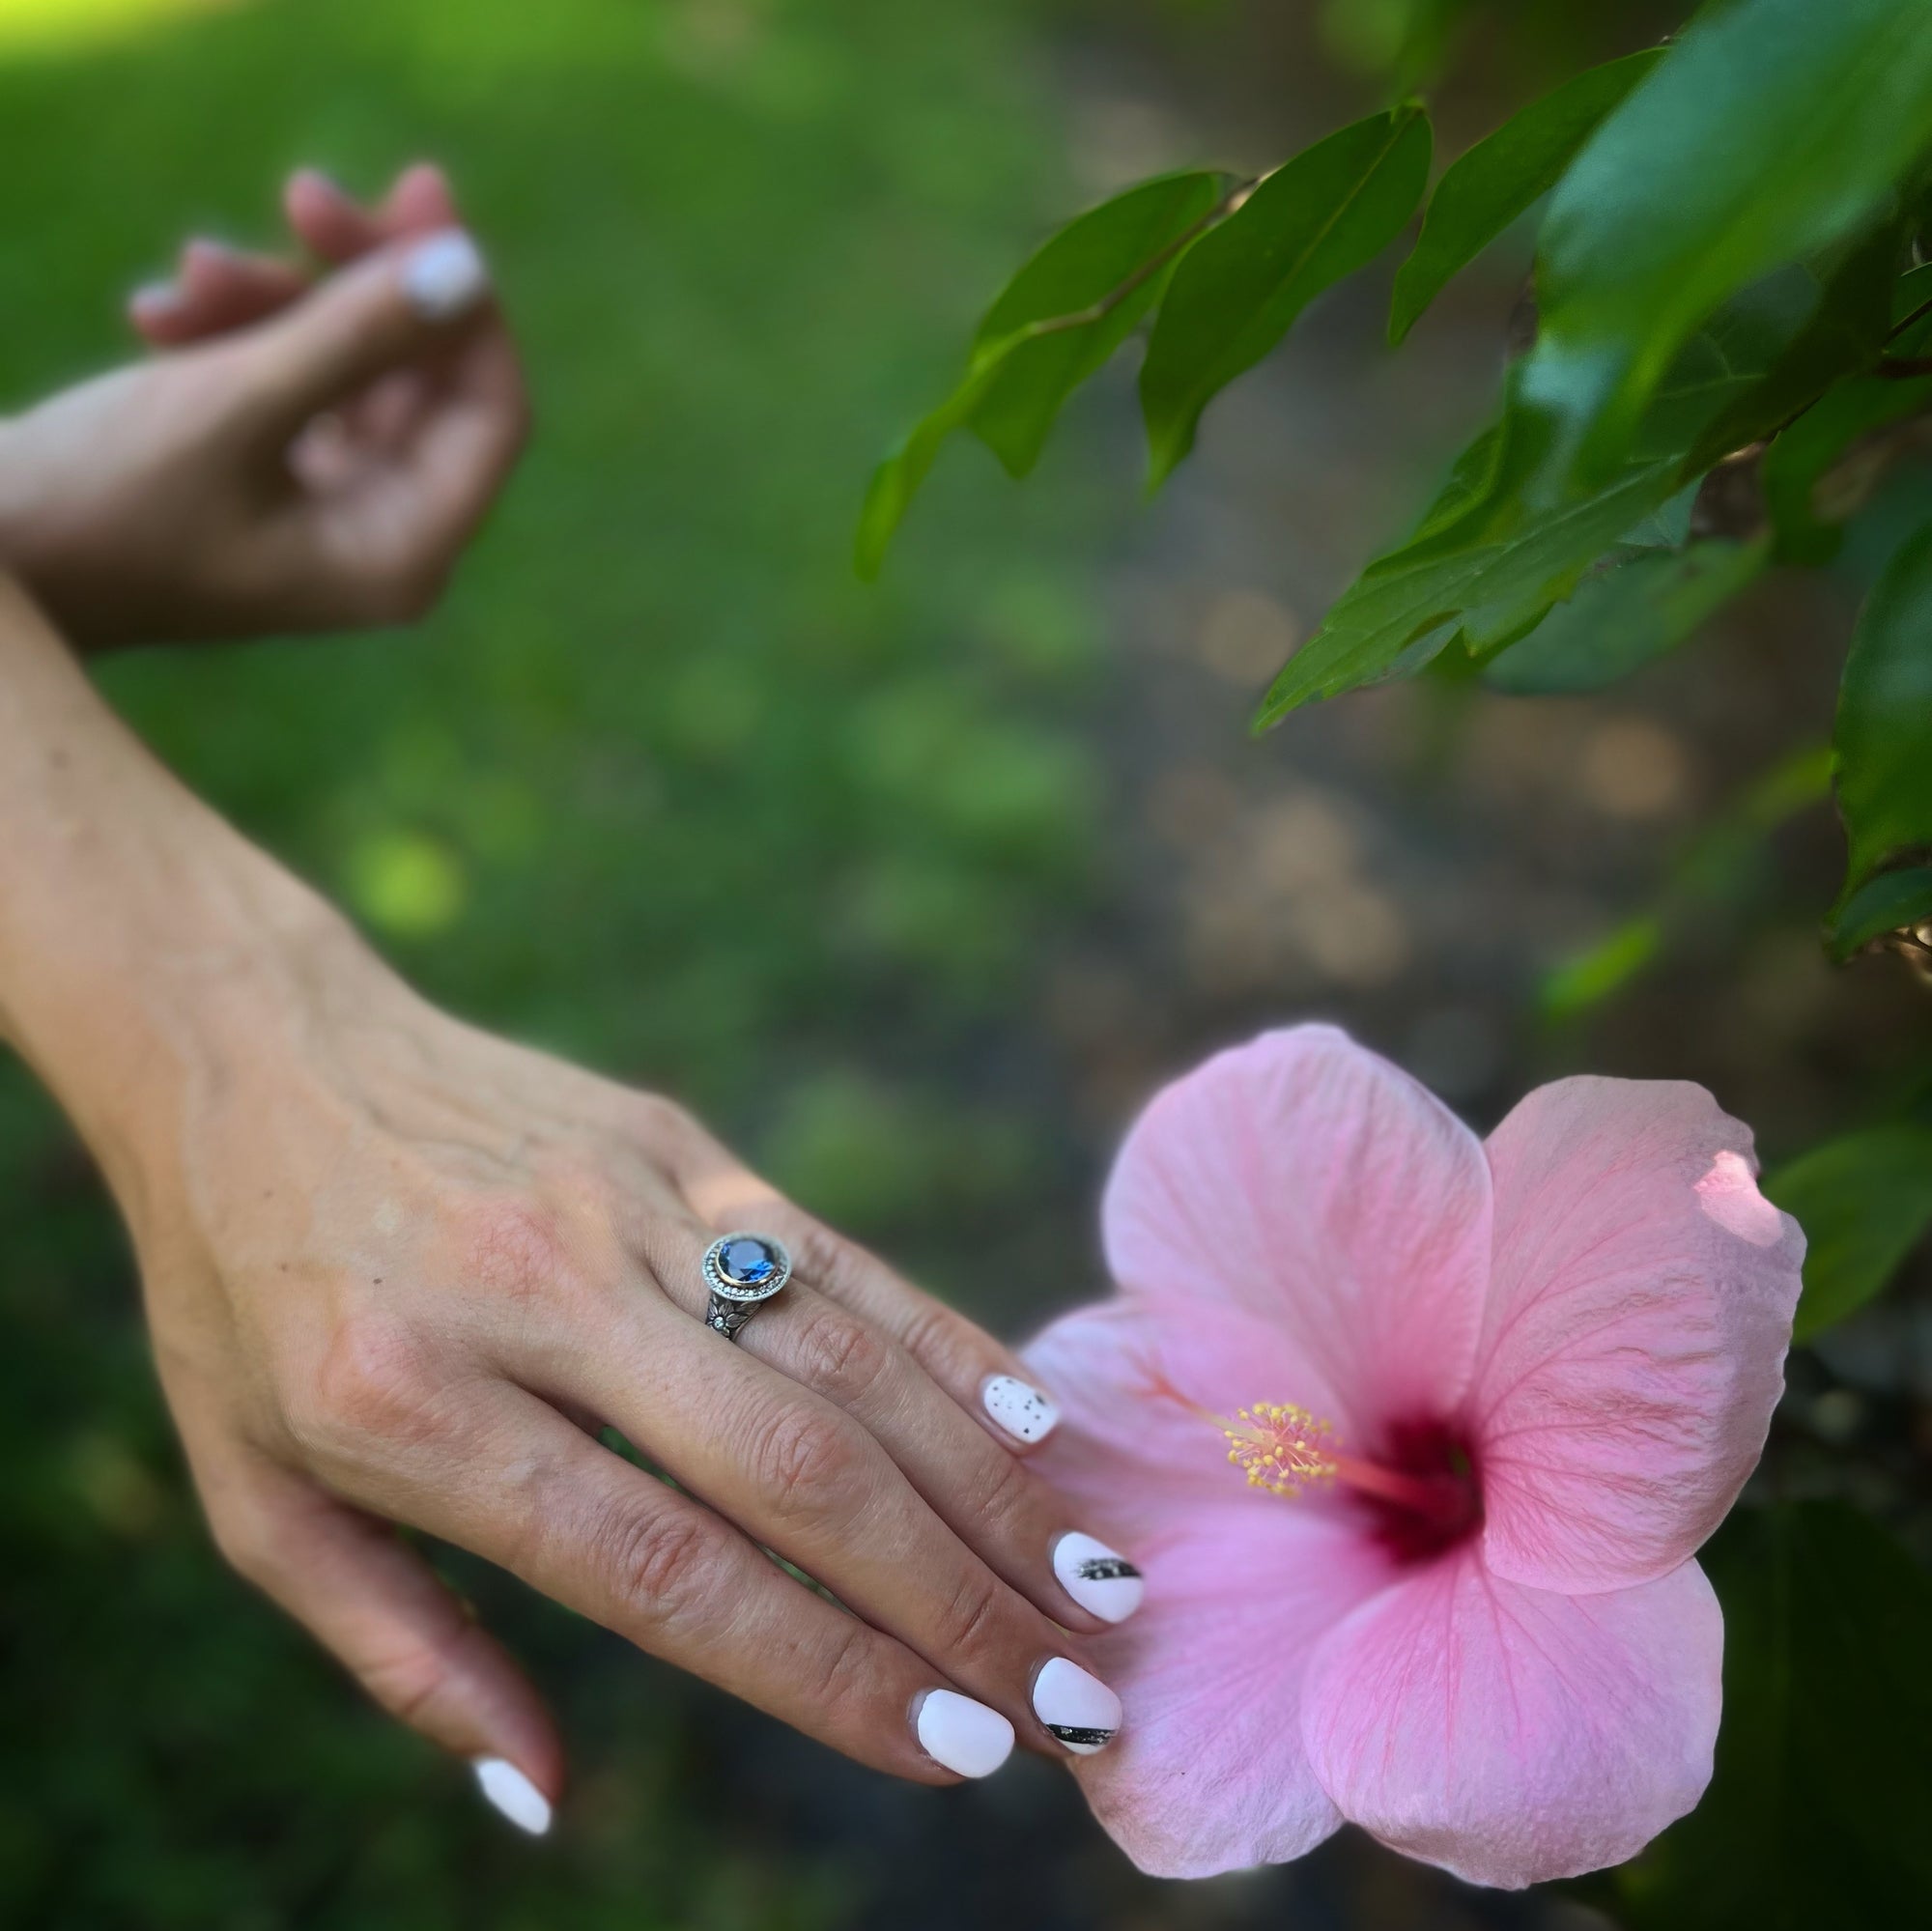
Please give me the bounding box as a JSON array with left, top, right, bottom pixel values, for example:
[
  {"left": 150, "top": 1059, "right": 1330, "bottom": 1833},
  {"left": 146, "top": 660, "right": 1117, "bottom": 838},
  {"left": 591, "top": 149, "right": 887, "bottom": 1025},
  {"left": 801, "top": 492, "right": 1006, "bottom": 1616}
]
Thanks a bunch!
[
  {"left": 470, "top": 1756, "right": 552, "bottom": 1834},
  {"left": 1052, "top": 1531, "right": 1144, "bottom": 1624},
  {"left": 1032, "top": 1657, "right": 1122, "bottom": 1755},
  {"left": 982, "top": 1374, "right": 1059, "bottom": 1445},
  {"left": 130, "top": 280, "right": 181, "bottom": 316},
  {"left": 915, "top": 1689, "right": 1015, "bottom": 1778},
  {"left": 403, "top": 229, "right": 490, "bottom": 322}
]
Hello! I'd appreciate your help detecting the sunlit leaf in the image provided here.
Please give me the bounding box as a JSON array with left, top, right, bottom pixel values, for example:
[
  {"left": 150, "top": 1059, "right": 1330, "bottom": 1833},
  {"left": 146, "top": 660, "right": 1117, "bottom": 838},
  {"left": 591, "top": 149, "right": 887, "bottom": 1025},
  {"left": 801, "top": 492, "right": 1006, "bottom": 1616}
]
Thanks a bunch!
[
  {"left": 1826, "top": 863, "right": 1932, "bottom": 961},
  {"left": 1766, "top": 1123, "right": 1932, "bottom": 1341},
  {"left": 1388, "top": 47, "right": 1662, "bottom": 346},
  {"left": 1833, "top": 515, "right": 1932, "bottom": 899},
  {"left": 1140, "top": 106, "right": 1431, "bottom": 488},
  {"left": 1484, "top": 535, "right": 1767, "bottom": 694},
  {"left": 1612, "top": 1502, "right": 1932, "bottom": 1929},
  {"left": 855, "top": 171, "right": 1228, "bottom": 578},
  {"left": 1525, "top": 0, "right": 1932, "bottom": 484}
]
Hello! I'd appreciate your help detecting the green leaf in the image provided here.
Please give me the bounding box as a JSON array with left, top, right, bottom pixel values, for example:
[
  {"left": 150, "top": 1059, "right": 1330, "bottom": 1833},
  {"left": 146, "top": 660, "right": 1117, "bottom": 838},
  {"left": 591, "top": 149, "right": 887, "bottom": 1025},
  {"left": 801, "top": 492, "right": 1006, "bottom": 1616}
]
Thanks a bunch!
[
  {"left": 1539, "top": 915, "right": 1662, "bottom": 1020},
  {"left": 1765, "top": 1123, "right": 1932, "bottom": 1340},
  {"left": 1617, "top": 479, "right": 1699, "bottom": 551},
  {"left": 1826, "top": 863, "right": 1932, "bottom": 960},
  {"left": 1388, "top": 47, "right": 1662, "bottom": 346},
  {"left": 1262, "top": 258, "right": 1851, "bottom": 725},
  {"left": 1612, "top": 1502, "right": 1932, "bottom": 1929},
  {"left": 1525, "top": 0, "right": 1932, "bottom": 484},
  {"left": 1760, "top": 290, "right": 1932, "bottom": 563},
  {"left": 1256, "top": 387, "right": 1684, "bottom": 723},
  {"left": 1678, "top": 213, "right": 1910, "bottom": 474},
  {"left": 1539, "top": 745, "right": 1833, "bottom": 1017},
  {"left": 1763, "top": 374, "right": 1932, "bottom": 562},
  {"left": 854, "top": 170, "right": 1227, "bottom": 579},
  {"left": 968, "top": 171, "right": 1229, "bottom": 477},
  {"left": 1140, "top": 106, "right": 1431, "bottom": 487},
  {"left": 1833, "top": 515, "right": 1932, "bottom": 897},
  {"left": 1484, "top": 534, "right": 1768, "bottom": 694},
  {"left": 1893, "top": 258, "right": 1932, "bottom": 324}
]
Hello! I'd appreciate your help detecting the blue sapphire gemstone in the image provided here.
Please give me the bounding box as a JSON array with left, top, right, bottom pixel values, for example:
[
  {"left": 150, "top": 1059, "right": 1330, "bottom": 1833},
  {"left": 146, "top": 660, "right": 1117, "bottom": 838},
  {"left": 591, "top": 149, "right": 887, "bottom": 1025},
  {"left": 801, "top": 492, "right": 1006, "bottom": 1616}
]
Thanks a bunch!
[{"left": 718, "top": 1235, "right": 780, "bottom": 1288}]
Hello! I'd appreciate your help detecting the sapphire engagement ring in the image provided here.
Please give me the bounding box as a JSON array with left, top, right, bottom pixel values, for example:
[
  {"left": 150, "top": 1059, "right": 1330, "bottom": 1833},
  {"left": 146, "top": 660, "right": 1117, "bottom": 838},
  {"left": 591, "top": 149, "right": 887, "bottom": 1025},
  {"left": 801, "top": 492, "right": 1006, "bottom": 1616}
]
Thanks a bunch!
[{"left": 700, "top": 1233, "right": 793, "bottom": 1340}]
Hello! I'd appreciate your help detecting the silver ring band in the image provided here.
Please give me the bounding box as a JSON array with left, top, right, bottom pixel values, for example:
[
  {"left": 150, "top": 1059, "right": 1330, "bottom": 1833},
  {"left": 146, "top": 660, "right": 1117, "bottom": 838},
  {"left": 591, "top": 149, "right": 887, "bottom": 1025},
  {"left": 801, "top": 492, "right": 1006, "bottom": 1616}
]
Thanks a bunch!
[{"left": 701, "top": 1232, "right": 792, "bottom": 1341}]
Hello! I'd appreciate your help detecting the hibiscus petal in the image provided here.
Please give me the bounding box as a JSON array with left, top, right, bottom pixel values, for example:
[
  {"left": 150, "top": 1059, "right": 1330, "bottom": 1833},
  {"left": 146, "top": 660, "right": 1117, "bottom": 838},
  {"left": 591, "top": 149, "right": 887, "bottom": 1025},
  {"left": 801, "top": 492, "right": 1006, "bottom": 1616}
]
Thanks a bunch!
[
  {"left": 1025, "top": 1300, "right": 1406, "bottom": 1876},
  {"left": 1475, "top": 1078, "right": 1804, "bottom": 1593},
  {"left": 1101, "top": 1026, "right": 1492, "bottom": 1435},
  {"left": 1066, "top": 1498, "right": 1400, "bottom": 1878},
  {"left": 1300, "top": 1550, "right": 1721, "bottom": 1888}
]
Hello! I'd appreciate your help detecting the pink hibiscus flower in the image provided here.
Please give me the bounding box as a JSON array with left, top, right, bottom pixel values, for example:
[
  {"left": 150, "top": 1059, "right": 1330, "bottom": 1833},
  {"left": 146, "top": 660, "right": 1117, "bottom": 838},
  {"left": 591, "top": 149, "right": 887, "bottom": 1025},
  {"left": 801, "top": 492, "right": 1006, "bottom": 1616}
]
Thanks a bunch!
[{"left": 1026, "top": 1026, "right": 1804, "bottom": 1889}]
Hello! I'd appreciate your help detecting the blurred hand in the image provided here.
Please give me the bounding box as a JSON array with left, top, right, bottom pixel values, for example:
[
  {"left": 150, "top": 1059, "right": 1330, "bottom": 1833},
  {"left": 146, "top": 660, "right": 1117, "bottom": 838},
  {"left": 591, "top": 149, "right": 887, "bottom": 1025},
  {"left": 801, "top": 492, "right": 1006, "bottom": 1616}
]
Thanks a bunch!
[{"left": 0, "top": 165, "right": 526, "bottom": 648}]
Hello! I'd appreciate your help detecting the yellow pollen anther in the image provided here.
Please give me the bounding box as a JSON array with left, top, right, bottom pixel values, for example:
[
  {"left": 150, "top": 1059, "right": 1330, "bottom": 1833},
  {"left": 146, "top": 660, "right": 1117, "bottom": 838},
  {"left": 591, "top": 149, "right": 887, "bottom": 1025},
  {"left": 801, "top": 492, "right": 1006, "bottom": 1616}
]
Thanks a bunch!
[{"left": 1221, "top": 1402, "right": 1339, "bottom": 1500}]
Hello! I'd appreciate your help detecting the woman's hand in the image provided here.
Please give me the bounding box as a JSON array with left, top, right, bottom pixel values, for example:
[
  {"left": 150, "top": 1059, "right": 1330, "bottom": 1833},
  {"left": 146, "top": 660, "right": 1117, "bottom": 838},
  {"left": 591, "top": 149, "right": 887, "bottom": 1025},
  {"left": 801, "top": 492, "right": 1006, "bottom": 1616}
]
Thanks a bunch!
[
  {"left": 0, "top": 583, "right": 1135, "bottom": 1827},
  {"left": 0, "top": 165, "right": 526, "bottom": 649}
]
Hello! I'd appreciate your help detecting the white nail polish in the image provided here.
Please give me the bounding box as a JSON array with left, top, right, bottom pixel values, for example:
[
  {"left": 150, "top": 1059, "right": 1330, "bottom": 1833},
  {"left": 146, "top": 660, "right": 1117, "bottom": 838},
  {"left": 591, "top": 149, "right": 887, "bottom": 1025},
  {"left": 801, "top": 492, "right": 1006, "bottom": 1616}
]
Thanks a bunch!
[
  {"left": 982, "top": 1374, "right": 1059, "bottom": 1445},
  {"left": 1032, "top": 1656, "right": 1122, "bottom": 1755},
  {"left": 915, "top": 1689, "right": 1015, "bottom": 1778},
  {"left": 471, "top": 1756, "right": 552, "bottom": 1834},
  {"left": 1052, "top": 1531, "right": 1144, "bottom": 1624},
  {"left": 403, "top": 230, "right": 490, "bottom": 322},
  {"left": 130, "top": 280, "right": 181, "bottom": 314}
]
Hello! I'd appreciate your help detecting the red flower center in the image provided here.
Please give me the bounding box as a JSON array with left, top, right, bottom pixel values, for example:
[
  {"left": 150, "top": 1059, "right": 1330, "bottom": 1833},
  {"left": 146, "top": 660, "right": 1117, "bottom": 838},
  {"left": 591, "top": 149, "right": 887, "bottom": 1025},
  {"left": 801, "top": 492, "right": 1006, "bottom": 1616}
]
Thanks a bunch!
[{"left": 1353, "top": 1414, "right": 1483, "bottom": 1563}]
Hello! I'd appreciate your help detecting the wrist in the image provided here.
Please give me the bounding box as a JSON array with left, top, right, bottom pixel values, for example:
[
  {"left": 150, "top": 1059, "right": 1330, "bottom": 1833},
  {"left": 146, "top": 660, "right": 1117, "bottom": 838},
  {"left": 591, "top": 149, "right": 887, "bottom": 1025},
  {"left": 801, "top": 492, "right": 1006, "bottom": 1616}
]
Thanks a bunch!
[{"left": 0, "top": 576, "right": 367, "bottom": 1202}]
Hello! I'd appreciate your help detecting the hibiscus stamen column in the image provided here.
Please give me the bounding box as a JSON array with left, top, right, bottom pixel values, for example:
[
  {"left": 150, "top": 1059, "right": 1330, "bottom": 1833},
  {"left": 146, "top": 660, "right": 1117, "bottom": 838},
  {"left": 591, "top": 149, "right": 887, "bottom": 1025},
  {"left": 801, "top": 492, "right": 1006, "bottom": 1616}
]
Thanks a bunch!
[
  {"left": 1145, "top": 1367, "right": 1477, "bottom": 1545},
  {"left": 1221, "top": 1403, "right": 1471, "bottom": 1533}
]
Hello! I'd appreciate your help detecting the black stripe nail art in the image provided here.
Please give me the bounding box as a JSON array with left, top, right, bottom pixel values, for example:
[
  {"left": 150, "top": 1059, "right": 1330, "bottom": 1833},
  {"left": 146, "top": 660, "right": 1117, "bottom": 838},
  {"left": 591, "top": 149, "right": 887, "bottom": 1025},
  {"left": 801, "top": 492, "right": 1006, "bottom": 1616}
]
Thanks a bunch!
[
  {"left": 1075, "top": 1555, "right": 1142, "bottom": 1582},
  {"left": 1046, "top": 1724, "right": 1117, "bottom": 1749}
]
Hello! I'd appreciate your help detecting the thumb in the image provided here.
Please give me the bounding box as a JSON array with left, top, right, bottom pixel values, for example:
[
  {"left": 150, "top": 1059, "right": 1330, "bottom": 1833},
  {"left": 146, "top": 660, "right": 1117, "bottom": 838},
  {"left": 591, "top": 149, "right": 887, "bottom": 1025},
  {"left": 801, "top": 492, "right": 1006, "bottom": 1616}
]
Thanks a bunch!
[{"left": 234, "top": 227, "right": 493, "bottom": 431}]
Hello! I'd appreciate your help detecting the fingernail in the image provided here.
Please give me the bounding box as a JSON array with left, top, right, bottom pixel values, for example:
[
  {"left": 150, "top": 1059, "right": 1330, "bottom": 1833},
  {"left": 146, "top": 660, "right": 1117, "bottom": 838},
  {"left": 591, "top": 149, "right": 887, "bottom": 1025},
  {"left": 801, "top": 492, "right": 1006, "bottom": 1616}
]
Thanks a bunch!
[
  {"left": 982, "top": 1374, "right": 1059, "bottom": 1445},
  {"left": 291, "top": 165, "right": 352, "bottom": 201},
  {"left": 130, "top": 280, "right": 181, "bottom": 315},
  {"left": 403, "top": 229, "right": 490, "bottom": 322},
  {"left": 181, "top": 237, "right": 242, "bottom": 275},
  {"left": 1052, "top": 1531, "right": 1144, "bottom": 1624},
  {"left": 914, "top": 1689, "right": 1015, "bottom": 1778},
  {"left": 470, "top": 1756, "right": 552, "bottom": 1834},
  {"left": 1032, "top": 1657, "right": 1121, "bottom": 1755}
]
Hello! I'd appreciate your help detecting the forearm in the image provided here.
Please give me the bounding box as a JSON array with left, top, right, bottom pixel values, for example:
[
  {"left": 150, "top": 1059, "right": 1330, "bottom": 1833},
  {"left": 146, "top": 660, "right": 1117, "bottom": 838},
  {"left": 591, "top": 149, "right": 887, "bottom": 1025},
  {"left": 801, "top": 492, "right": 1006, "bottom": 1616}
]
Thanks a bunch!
[{"left": 0, "top": 574, "right": 345, "bottom": 1210}]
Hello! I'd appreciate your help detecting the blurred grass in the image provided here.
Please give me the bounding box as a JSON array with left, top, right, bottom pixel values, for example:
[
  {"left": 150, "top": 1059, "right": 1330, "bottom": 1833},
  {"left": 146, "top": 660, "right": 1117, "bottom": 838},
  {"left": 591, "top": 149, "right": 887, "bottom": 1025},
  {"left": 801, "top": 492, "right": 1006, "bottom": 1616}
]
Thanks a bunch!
[{"left": 0, "top": 0, "right": 1118, "bottom": 1921}]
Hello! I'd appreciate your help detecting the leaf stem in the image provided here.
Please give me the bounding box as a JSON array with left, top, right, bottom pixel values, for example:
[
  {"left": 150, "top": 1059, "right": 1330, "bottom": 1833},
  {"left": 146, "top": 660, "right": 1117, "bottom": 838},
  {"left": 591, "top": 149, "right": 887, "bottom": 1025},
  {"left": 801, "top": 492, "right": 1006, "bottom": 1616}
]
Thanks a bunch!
[{"left": 985, "top": 175, "right": 1260, "bottom": 354}]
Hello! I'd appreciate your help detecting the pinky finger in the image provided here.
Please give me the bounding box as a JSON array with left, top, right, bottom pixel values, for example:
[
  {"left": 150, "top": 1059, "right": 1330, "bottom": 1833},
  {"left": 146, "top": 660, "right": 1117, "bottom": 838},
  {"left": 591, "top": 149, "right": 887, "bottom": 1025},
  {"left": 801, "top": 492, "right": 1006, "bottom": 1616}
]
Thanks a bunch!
[{"left": 208, "top": 1455, "right": 563, "bottom": 1832}]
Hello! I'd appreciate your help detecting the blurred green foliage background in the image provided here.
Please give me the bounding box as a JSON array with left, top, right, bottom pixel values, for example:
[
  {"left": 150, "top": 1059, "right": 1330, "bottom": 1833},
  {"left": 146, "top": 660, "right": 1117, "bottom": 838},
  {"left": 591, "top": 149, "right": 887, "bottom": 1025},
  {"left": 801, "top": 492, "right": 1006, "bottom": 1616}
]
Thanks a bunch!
[
  {"left": 5, "top": 2, "right": 1929, "bottom": 1927},
  {"left": 1, "top": 1, "right": 1128, "bottom": 1923}
]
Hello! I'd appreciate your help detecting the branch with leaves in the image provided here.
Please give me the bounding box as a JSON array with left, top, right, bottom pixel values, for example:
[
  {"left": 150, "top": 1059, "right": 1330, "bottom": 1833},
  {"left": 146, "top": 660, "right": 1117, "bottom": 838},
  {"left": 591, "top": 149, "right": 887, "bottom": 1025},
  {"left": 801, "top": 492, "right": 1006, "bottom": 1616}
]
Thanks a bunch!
[{"left": 859, "top": 0, "right": 1932, "bottom": 1918}]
